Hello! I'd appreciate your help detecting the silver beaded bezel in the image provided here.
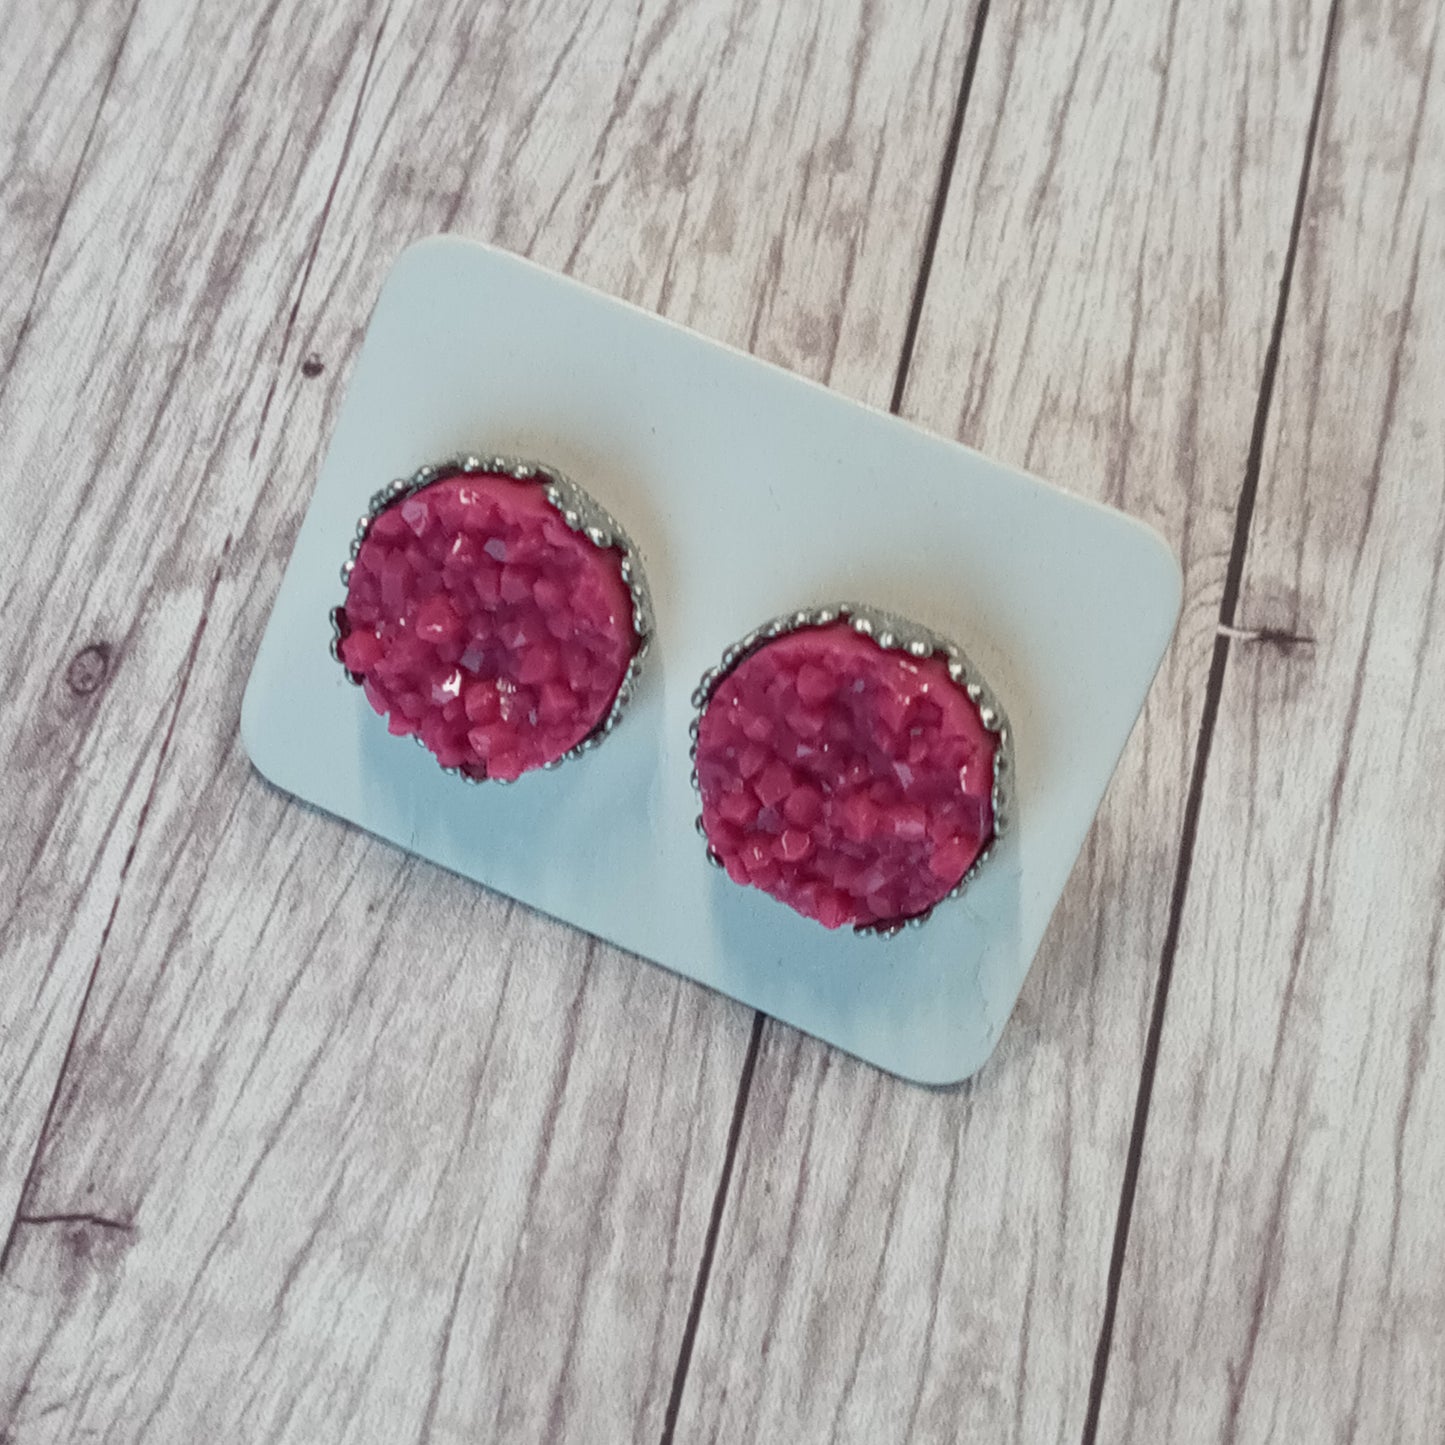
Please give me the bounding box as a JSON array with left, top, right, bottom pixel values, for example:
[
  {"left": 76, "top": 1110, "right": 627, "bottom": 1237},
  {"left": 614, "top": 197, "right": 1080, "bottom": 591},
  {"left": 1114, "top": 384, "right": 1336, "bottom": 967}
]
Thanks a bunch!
[
  {"left": 688, "top": 603, "right": 1013, "bottom": 937},
  {"left": 331, "top": 454, "right": 653, "bottom": 783}
]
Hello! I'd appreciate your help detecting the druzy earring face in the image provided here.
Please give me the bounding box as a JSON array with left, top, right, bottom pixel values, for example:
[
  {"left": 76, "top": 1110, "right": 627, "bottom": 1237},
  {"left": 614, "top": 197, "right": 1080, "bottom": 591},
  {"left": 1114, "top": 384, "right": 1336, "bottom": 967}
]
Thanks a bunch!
[
  {"left": 690, "top": 605, "right": 1011, "bottom": 934},
  {"left": 332, "top": 456, "right": 651, "bottom": 782}
]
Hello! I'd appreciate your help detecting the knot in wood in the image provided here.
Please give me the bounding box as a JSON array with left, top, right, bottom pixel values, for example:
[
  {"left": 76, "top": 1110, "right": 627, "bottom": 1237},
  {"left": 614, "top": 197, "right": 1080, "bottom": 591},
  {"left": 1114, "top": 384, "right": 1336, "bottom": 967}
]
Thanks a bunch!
[{"left": 65, "top": 642, "right": 112, "bottom": 696}]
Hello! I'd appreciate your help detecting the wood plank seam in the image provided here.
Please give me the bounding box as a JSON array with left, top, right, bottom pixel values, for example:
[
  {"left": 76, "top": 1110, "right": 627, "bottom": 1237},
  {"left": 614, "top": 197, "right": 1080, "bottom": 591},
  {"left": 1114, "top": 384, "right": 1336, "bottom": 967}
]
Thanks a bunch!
[
  {"left": 656, "top": 1, "right": 997, "bottom": 1433},
  {"left": 0, "top": 540, "right": 231, "bottom": 1276},
  {"left": 658, "top": 1013, "right": 764, "bottom": 1445},
  {"left": 1076, "top": 1, "right": 1345, "bottom": 1438},
  {"left": 0, "top": 0, "right": 142, "bottom": 410},
  {"left": 887, "top": 0, "right": 995, "bottom": 415}
]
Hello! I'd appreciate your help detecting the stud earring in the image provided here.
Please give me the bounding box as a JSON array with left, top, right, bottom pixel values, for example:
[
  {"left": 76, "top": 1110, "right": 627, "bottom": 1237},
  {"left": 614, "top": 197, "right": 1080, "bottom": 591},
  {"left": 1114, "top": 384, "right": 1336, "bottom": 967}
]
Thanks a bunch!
[
  {"left": 333, "top": 455, "right": 651, "bottom": 782},
  {"left": 689, "top": 604, "right": 1010, "bottom": 935}
]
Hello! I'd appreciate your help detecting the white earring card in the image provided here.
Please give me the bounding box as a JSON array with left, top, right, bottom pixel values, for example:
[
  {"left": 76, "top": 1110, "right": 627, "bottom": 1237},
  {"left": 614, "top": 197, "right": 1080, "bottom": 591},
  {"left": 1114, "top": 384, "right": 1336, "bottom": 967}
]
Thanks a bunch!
[{"left": 243, "top": 238, "right": 1181, "bottom": 1083}]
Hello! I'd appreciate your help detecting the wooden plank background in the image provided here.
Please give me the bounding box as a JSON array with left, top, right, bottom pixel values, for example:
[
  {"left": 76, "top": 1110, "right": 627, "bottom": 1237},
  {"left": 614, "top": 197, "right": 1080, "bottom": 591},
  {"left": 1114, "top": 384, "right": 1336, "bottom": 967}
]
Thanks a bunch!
[
  {"left": 1, "top": 0, "right": 1441, "bottom": 1441},
  {"left": 1100, "top": 1, "right": 1445, "bottom": 1439}
]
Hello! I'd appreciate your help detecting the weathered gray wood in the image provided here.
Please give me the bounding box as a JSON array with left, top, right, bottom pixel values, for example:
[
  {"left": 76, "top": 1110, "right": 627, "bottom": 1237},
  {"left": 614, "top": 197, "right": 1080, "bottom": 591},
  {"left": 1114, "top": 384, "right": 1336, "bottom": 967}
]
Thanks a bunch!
[
  {"left": 0, "top": 0, "right": 391, "bottom": 1242},
  {"left": 0, "top": 0, "right": 132, "bottom": 368},
  {"left": 0, "top": 0, "right": 985, "bottom": 1438},
  {"left": 1098, "top": 2, "right": 1445, "bottom": 1439},
  {"left": 673, "top": 0, "right": 1341, "bottom": 1439}
]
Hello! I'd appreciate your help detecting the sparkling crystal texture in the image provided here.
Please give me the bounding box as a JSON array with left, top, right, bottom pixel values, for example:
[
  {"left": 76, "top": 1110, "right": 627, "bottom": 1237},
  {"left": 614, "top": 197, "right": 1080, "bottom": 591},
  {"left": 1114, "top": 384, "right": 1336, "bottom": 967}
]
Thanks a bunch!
[
  {"left": 339, "top": 473, "right": 637, "bottom": 780},
  {"left": 695, "top": 623, "right": 997, "bottom": 928}
]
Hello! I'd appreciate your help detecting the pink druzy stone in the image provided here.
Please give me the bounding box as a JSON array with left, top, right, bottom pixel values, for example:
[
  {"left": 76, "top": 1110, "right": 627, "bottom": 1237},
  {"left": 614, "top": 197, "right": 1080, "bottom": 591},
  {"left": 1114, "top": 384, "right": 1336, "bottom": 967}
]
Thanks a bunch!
[
  {"left": 694, "top": 622, "right": 998, "bottom": 929},
  {"left": 338, "top": 473, "right": 638, "bottom": 781}
]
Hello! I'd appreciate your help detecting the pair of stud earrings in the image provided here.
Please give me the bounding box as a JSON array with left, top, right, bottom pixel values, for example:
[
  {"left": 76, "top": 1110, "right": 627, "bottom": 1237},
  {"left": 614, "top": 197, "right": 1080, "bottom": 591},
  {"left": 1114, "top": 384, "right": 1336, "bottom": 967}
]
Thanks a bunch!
[{"left": 331, "top": 456, "right": 1011, "bottom": 935}]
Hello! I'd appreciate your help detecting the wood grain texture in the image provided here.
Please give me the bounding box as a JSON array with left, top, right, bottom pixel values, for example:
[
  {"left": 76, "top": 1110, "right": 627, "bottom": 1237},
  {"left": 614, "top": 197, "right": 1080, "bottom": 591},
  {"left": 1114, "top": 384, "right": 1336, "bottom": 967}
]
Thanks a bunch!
[
  {"left": 0, "top": 0, "right": 389, "bottom": 1240},
  {"left": 0, "top": 0, "right": 984, "bottom": 1438},
  {"left": 0, "top": 0, "right": 133, "bottom": 369},
  {"left": 1099, "top": 1, "right": 1445, "bottom": 1439},
  {"left": 673, "top": 0, "right": 1342, "bottom": 1440}
]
